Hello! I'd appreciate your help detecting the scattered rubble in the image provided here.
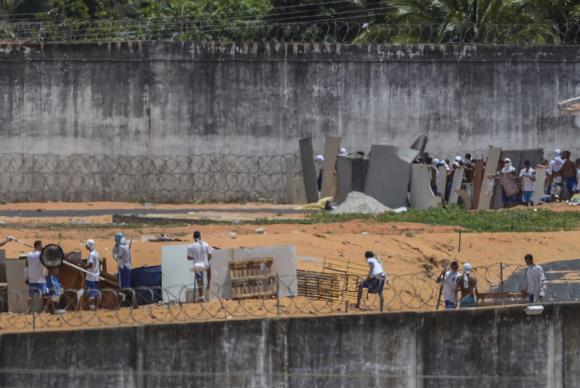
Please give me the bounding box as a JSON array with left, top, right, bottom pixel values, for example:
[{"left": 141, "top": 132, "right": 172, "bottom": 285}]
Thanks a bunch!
[{"left": 333, "top": 191, "right": 407, "bottom": 215}]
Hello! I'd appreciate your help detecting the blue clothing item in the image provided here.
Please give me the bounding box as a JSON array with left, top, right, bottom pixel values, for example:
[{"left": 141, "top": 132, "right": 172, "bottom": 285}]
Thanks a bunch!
[
  {"left": 501, "top": 190, "right": 518, "bottom": 206},
  {"left": 85, "top": 280, "right": 100, "bottom": 299},
  {"left": 529, "top": 294, "right": 535, "bottom": 303},
  {"left": 444, "top": 300, "right": 455, "bottom": 309},
  {"left": 522, "top": 191, "right": 534, "bottom": 205},
  {"left": 361, "top": 277, "right": 385, "bottom": 294},
  {"left": 566, "top": 177, "right": 577, "bottom": 194},
  {"left": 118, "top": 267, "right": 131, "bottom": 288},
  {"left": 28, "top": 283, "right": 46, "bottom": 297},
  {"left": 459, "top": 295, "right": 476, "bottom": 308},
  {"left": 46, "top": 275, "right": 62, "bottom": 296}
]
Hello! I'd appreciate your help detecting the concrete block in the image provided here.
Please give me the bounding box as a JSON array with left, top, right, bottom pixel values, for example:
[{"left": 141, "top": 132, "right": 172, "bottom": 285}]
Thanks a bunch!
[
  {"left": 161, "top": 245, "right": 193, "bottom": 302},
  {"left": 320, "top": 136, "right": 341, "bottom": 198},
  {"left": 299, "top": 137, "right": 318, "bottom": 203},
  {"left": 364, "top": 145, "right": 418, "bottom": 208},
  {"left": 285, "top": 157, "right": 296, "bottom": 204},
  {"left": 477, "top": 147, "right": 502, "bottom": 210},
  {"left": 335, "top": 155, "right": 369, "bottom": 204},
  {"left": 209, "top": 245, "right": 297, "bottom": 301},
  {"left": 448, "top": 167, "right": 464, "bottom": 204},
  {"left": 410, "top": 164, "right": 440, "bottom": 209},
  {"left": 436, "top": 166, "right": 447, "bottom": 196},
  {"left": 6, "top": 258, "right": 27, "bottom": 313},
  {"left": 533, "top": 166, "right": 547, "bottom": 203}
]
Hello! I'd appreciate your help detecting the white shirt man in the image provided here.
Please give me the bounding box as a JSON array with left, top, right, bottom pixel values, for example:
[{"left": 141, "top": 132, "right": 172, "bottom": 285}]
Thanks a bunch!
[
  {"left": 367, "top": 256, "right": 384, "bottom": 277},
  {"left": 86, "top": 248, "right": 101, "bottom": 282},
  {"left": 26, "top": 249, "right": 46, "bottom": 285},
  {"left": 113, "top": 238, "right": 132, "bottom": 270},
  {"left": 526, "top": 264, "right": 546, "bottom": 303},
  {"left": 187, "top": 239, "right": 213, "bottom": 272},
  {"left": 438, "top": 261, "right": 460, "bottom": 309},
  {"left": 519, "top": 167, "right": 536, "bottom": 192}
]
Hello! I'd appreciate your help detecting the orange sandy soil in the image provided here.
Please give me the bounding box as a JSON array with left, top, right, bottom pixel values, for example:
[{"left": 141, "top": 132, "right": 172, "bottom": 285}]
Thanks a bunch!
[{"left": 0, "top": 202, "right": 578, "bottom": 332}]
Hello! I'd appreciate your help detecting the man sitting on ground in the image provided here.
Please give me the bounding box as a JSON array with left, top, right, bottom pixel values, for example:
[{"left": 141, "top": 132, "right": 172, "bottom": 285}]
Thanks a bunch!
[{"left": 356, "top": 251, "right": 387, "bottom": 311}]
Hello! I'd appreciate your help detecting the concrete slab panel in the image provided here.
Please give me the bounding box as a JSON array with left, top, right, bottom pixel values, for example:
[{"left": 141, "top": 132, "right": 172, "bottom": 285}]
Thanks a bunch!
[
  {"left": 436, "top": 166, "right": 447, "bottom": 196},
  {"left": 533, "top": 166, "right": 547, "bottom": 203},
  {"left": 410, "top": 164, "right": 440, "bottom": 209},
  {"left": 410, "top": 135, "right": 428, "bottom": 156},
  {"left": 472, "top": 160, "right": 484, "bottom": 210},
  {"left": 293, "top": 177, "right": 307, "bottom": 204},
  {"left": 335, "top": 156, "right": 352, "bottom": 204},
  {"left": 285, "top": 157, "right": 296, "bottom": 204},
  {"left": 209, "top": 245, "right": 297, "bottom": 301},
  {"left": 457, "top": 190, "right": 472, "bottom": 210},
  {"left": 6, "top": 258, "right": 27, "bottom": 313},
  {"left": 320, "top": 136, "right": 341, "bottom": 198},
  {"left": 448, "top": 167, "right": 464, "bottom": 204},
  {"left": 299, "top": 137, "right": 318, "bottom": 203},
  {"left": 477, "top": 147, "right": 502, "bottom": 210},
  {"left": 161, "top": 245, "right": 193, "bottom": 302},
  {"left": 364, "top": 145, "right": 418, "bottom": 208}
]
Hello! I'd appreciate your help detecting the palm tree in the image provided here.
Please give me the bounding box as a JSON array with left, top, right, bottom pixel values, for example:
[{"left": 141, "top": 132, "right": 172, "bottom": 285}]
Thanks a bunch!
[{"left": 354, "top": 0, "right": 561, "bottom": 44}]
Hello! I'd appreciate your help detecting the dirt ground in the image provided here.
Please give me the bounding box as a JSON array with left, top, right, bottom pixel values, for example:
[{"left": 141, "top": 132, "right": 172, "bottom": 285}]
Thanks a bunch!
[{"left": 0, "top": 201, "right": 579, "bottom": 332}]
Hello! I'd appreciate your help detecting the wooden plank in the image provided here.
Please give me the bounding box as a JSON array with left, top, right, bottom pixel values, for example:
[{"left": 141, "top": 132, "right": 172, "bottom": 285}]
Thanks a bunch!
[
  {"left": 320, "top": 136, "right": 342, "bottom": 198},
  {"left": 299, "top": 137, "right": 319, "bottom": 203},
  {"left": 477, "top": 147, "right": 502, "bottom": 210}
]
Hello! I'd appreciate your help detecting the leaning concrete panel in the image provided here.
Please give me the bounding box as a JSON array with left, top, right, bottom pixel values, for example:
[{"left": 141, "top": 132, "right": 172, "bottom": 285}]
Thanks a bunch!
[
  {"left": 448, "top": 167, "right": 464, "bottom": 204},
  {"left": 299, "top": 137, "right": 318, "bottom": 203},
  {"left": 472, "top": 159, "right": 484, "bottom": 209},
  {"left": 285, "top": 157, "right": 297, "bottom": 204},
  {"left": 477, "top": 147, "right": 502, "bottom": 210},
  {"left": 6, "top": 258, "right": 27, "bottom": 313},
  {"left": 161, "top": 245, "right": 193, "bottom": 303},
  {"left": 320, "top": 136, "right": 341, "bottom": 198},
  {"left": 410, "top": 164, "right": 440, "bottom": 209},
  {"left": 533, "top": 166, "right": 547, "bottom": 203},
  {"left": 436, "top": 166, "right": 447, "bottom": 196},
  {"left": 364, "top": 145, "right": 418, "bottom": 208},
  {"left": 335, "top": 155, "right": 352, "bottom": 204},
  {"left": 209, "top": 245, "right": 297, "bottom": 301}
]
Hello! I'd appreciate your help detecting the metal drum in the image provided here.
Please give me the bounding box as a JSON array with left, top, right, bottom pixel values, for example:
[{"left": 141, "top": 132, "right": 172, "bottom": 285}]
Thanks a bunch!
[{"left": 40, "top": 244, "right": 64, "bottom": 269}]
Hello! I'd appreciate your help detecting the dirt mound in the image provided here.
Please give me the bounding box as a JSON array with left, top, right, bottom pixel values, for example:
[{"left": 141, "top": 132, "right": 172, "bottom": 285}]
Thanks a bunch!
[{"left": 334, "top": 191, "right": 394, "bottom": 215}]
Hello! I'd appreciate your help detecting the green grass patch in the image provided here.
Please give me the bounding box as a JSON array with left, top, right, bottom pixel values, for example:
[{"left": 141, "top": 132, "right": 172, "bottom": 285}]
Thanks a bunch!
[{"left": 308, "top": 206, "right": 580, "bottom": 233}]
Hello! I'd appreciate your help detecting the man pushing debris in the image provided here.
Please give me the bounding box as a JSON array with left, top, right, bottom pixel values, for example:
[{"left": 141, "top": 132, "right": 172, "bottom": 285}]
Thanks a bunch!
[
  {"left": 356, "top": 251, "right": 386, "bottom": 311},
  {"left": 187, "top": 231, "right": 213, "bottom": 299}
]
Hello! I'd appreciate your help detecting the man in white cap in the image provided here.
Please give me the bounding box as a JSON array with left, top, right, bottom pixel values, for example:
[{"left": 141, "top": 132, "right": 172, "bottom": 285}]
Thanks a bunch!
[
  {"left": 113, "top": 232, "right": 131, "bottom": 289},
  {"left": 315, "top": 154, "right": 325, "bottom": 193},
  {"left": 496, "top": 158, "right": 518, "bottom": 208},
  {"left": 547, "top": 149, "right": 564, "bottom": 198},
  {"left": 84, "top": 239, "right": 100, "bottom": 308},
  {"left": 457, "top": 263, "right": 478, "bottom": 308}
]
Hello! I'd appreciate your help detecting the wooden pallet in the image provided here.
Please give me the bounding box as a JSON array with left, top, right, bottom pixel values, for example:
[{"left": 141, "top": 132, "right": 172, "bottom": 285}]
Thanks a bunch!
[
  {"left": 229, "top": 258, "right": 276, "bottom": 300},
  {"left": 297, "top": 270, "right": 341, "bottom": 301}
]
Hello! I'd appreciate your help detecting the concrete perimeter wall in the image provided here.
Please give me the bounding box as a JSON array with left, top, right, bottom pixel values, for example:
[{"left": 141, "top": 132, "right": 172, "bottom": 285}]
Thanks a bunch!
[
  {"left": 0, "top": 42, "right": 579, "bottom": 201},
  {"left": 0, "top": 303, "right": 579, "bottom": 387}
]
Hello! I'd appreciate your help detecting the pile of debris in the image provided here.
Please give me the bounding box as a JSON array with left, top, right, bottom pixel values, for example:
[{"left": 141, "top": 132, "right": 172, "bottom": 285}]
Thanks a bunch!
[{"left": 333, "top": 191, "right": 405, "bottom": 215}]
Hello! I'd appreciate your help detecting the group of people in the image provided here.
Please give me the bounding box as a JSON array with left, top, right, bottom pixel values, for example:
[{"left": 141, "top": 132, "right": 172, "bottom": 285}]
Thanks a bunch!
[
  {"left": 354, "top": 249, "right": 548, "bottom": 310},
  {"left": 0, "top": 233, "right": 132, "bottom": 310},
  {"left": 436, "top": 254, "right": 547, "bottom": 309}
]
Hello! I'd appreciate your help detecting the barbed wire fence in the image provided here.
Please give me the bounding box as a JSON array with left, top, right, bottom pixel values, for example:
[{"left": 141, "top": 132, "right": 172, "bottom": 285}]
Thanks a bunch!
[
  {"left": 1, "top": 261, "right": 579, "bottom": 333},
  {"left": 0, "top": 153, "right": 300, "bottom": 203},
  {"left": 1, "top": 19, "right": 580, "bottom": 45}
]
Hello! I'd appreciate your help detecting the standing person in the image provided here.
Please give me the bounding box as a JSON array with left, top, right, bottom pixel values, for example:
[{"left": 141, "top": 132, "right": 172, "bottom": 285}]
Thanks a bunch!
[
  {"left": 113, "top": 232, "right": 132, "bottom": 288},
  {"left": 356, "top": 251, "right": 387, "bottom": 311},
  {"left": 25, "top": 240, "right": 46, "bottom": 298},
  {"left": 0, "top": 235, "right": 14, "bottom": 248},
  {"left": 576, "top": 158, "right": 580, "bottom": 194},
  {"left": 547, "top": 149, "right": 564, "bottom": 199},
  {"left": 46, "top": 266, "right": 66, "bottom": 314},
  {"left": 187, "top": 231, "right": 213, "bottom": 299},
  {"left": 315, "top": 154, "right": 324, "bottom": 194},
  {"left": 436, "top": 260, "right": 460, "bottom": 309},
  {"left": 84, "top": 239, "right": 101, "bottom": 309},
  {"left": 519, "top": 160, "right": 536, "bottom": 206},
  {"left": 561, "top": 151, "right": 577, "bottom": 200},
  {"left": 457, "top": 263, "right": 478, "bottom": 308},
  {"left": 523, "top": 254, "right": 547, "bottom": 303}
]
